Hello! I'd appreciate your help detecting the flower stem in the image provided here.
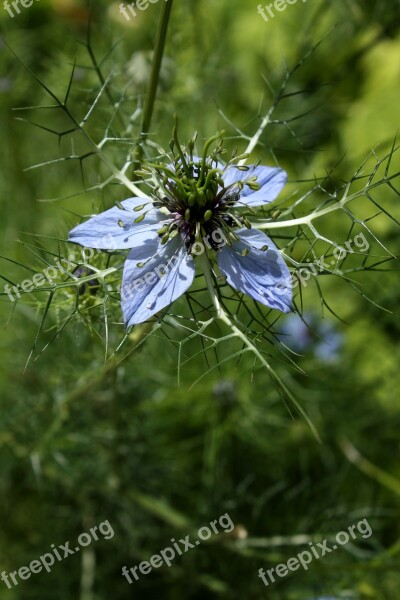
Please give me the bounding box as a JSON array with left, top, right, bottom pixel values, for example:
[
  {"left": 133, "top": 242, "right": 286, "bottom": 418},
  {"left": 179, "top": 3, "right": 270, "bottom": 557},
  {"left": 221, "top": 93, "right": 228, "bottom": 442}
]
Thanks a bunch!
[
  {"left": 142, "top": 0, "right": 174, "bottom": 138},
  {"left": 198, "top": 251, "right": 222, "bottom": 317},
  {"left": 200, "top": 252, "right": 320, "bottom": 442}
]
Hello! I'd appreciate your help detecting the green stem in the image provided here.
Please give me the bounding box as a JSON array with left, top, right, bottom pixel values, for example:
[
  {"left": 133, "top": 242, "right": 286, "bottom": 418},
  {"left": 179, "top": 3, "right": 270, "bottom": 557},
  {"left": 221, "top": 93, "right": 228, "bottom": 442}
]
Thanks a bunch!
[
  {"left": 200, "top": 252, "right": 320, "bottom": 442},
  {"left": 198, "top": 251, "right": 223, "bottom": 317},
  {"left": 172, "top": 115, "right": 191, "bottom": 177},
  {"left": 142, "top": 0, "right": 174, "bottom": 138}
]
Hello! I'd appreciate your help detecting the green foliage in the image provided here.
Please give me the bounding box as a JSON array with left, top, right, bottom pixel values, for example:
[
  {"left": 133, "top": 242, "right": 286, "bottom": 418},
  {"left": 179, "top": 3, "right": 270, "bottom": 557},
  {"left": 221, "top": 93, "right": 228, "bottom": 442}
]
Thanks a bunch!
[{"left": 0, "top": 0, "right": 400, "bottom": 598}]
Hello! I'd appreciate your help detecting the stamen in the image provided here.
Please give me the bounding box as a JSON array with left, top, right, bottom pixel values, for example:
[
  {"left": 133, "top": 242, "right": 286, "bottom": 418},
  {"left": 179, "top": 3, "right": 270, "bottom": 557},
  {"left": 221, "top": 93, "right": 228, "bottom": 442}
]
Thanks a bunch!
[
  {"left": 199, "top": 131, "right": 224, "bottom": 186},
  {"left": 173, "top": 116, "right": 191, "bottom": 178}
]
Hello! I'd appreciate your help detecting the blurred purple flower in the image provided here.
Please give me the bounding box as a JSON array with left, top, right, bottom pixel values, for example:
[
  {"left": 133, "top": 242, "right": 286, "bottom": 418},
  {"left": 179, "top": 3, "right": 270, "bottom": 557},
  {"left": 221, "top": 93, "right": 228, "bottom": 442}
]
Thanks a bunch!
[{"left": 279, "top": 312, "right": 342, "bottom": 361}]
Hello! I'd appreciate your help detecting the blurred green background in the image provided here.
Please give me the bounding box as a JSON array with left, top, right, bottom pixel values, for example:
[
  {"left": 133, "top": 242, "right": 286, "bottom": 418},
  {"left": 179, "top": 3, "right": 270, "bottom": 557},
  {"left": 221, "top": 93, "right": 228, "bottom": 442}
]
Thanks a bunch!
[{"left": 1, "top": 0, "right": 400, "bottom": 598}]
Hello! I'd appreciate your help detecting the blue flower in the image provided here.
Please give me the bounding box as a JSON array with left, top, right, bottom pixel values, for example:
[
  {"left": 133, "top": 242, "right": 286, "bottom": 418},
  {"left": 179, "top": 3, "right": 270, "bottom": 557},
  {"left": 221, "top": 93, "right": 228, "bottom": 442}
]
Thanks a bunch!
[
  {"left": 69, "top": 153, "right": 292, "bottom": 326},
  {"left": 279, "top": 312, "right": 342, "bottom": 361}
]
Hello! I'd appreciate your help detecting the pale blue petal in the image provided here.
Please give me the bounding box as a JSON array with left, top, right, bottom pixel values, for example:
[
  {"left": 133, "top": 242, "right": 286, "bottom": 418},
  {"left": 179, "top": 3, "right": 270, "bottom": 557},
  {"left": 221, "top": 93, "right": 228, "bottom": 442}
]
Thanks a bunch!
[
  {"left": 69, "top": 197, "right": 166, "bottom": 250},
  {"left": 126, "top": 234, "right": 161, "bottom": 263},
  {"left": 217, "top": 228, "right": 292, "bottom": 312},
  {"left": 121, "top": 238, "right": 195, "bottom": 326},
  {"left": 222, "top": 165, "right": 287, "bottom": 207}
]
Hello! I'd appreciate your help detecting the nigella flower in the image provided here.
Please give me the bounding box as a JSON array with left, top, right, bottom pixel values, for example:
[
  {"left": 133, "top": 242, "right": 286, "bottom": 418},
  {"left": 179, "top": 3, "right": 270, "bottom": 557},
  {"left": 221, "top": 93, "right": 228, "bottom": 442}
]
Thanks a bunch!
[
  {"left": 69, "top": 135, "right": 292, "bottom": 326},
  {"left": 279, "top": 312, "right": 342, "bottom": 361}
]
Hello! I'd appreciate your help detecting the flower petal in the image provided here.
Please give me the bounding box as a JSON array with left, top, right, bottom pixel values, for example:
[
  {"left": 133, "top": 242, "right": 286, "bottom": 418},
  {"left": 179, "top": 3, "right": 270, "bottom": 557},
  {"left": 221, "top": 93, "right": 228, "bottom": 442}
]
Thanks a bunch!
[
  {"left": 222, "top": 165, "right": 287, "bottom": 207},
  {"left": 68, "top": 197, "right": 166, "bottom": 250},
  {"left": 121, "top": 238, "right": 195, "bottom": 326},
  {"left": 217, "top": 228, "right": 292, "bottom": 312}
]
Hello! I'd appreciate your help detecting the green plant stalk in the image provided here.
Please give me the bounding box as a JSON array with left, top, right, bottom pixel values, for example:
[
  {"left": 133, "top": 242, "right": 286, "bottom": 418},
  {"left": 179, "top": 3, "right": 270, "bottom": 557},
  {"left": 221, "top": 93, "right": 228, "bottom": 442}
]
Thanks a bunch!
[
  {"left": 142, "top": 0, "right": 174, "bottom": 138},
  {"left": 199, "top": 251, "right": 321, "bottom": 442}
]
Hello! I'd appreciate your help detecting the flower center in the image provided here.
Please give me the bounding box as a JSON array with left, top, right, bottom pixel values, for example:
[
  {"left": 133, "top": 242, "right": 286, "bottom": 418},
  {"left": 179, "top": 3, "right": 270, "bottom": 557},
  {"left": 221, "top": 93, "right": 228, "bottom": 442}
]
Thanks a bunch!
[
  {"left": 141, "top": 125, "right": 259, "bottom": 255},
  {"left": 156, "top": 158, "right": 246, "bottom": 252}
]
